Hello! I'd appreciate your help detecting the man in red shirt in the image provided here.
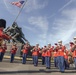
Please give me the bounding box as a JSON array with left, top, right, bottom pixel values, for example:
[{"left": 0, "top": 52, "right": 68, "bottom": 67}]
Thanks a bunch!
[
  {"left": 53, "top": 43, "right": 58, "bottom": 67},
  {"left": 45, "top": 44, "right": 53, "bottom": 69},
  {"left": 71, "top": 37, "right": 76, "bottom": 69},
  {"left": 64, "top": 49, "right": 69, "bottom": 69},
  {"left": 57, "top": 40, "right": 66, "bottom": 72},
  {"left": 0, "top": 42, "right": 7, "bottom": 62},
  {"left": 22, "top": 42, "right": 29, "bottom": 64},
  {"left": 69, "top": 42, "right": 74, "bottom": 64},
  {"left": 0, "top": 19, "right": 11, "bottom": 62},
  {"left": 10, "top": 43, "right": 17, "bottom": 63},
  {"left": 41, "top": 46, "right": 46, "bottom": 65},
  {"left": 0, "top": 19, "right": 11, "bottom": 45},
  {"left": 31, "top": 44, "right": 40, "bottom": 66}
]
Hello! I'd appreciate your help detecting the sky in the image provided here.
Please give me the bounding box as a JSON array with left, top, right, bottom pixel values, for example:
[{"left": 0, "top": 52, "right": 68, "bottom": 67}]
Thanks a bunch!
[{"left": 0, "top": 0, "right": 76, "bottom": 47}]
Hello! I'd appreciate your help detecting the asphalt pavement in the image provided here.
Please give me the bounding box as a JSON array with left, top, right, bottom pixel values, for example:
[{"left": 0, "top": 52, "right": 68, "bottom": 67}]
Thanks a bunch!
[{"left": 0, "top": 58, "right": 76, "bottom": 75}]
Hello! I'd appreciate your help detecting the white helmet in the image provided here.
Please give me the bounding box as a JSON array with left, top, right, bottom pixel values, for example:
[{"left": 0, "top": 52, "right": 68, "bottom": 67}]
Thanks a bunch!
[
  {"left": 58, "top": 40, "right": 62, "bottom": 43},
  {"left": 74, "top": 37, "right": 76, "bottom": 40}
]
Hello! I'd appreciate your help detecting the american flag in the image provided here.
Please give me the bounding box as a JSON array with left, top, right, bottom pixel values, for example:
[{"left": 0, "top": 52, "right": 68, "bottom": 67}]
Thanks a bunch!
[{"left": 11, "top": 1, "right": 25, "bottom": 8}]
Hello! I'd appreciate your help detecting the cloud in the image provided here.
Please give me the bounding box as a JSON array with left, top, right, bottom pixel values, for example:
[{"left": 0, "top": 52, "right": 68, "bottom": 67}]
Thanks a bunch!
[
  {"left": 38, "top": 33, "right": 47, "bottom": 44},
  {"left": 35, "top": 33, "right": 47, "bottom": 47},
  {"left": 39, "top": 8, "right": 76, "bottom": 44},
  {"left": 38, "top": 33, "right": 47, "bottom": 39},
  {"left": 27, "top": 2, "right": 76, "bottom": 45},
  {"left": 28, "top": 16, "right": 49, "bottom": 46},
  {"left": 62, "top": 8, "right": 76, "bottom": 19},
  {"left": 58, "top": 0, "right": 73, "bottom": 12},
  {"left": 24, "top": 0, "right": 48, "bottom": 12},
  {"left": 47, "top": 0, "right": 73, "bottom": 19},
  {"left": 22, "top": 25, "right": 38, "bottom": 33},
  {"left": 49, "top": 8, "right": 76, "bottom": 44},
  {"left": 28, "top": 16, "right": 49, "bottom": 33}
]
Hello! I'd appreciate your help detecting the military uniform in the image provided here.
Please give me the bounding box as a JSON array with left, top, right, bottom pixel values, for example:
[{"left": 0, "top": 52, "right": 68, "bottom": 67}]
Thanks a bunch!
[
  {"left": 71, "top": 37, "right": 76, "bottom": 69},
  {"left": 0, "top": 19, "right": 11, "bottom": 45},
  {"left": 64, "top": 49, "right": 69, "bottom": 69},
  {"left": 31, "top": 44, "right": 40, "bottom": 66},
  {"left": 10, "top": 43, "right": 17, "bottom": 63},
  {"left": 53, "top": 43, "right": 58, "bottom": 67},
  {"left": 57, "top": 40, "right": 65, "bottom": 72},
  {"left": 0, "top": 19, "right": 11, "bottom": 62},
  {"left": 22, "top": 43, "right": 29, "bottom": 64},
  {"left": 41, "top": 46, "right": 46, "bottom": 65},
  {"left": 45, "top": 44, "right": 53, "bottom": 69},
  {"left": 0, "top": 43, "right": 7, "bottom": 61}
]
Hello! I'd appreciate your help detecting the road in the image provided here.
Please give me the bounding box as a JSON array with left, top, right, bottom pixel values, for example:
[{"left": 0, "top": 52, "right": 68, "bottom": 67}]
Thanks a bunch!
[{"left": 0, "top": 58, "right": 76, "bottom": 75}]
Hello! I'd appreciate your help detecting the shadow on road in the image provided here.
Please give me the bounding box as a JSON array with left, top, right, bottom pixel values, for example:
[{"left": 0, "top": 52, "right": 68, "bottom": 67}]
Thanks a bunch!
[{"left": 0, "top": 69, "right": 76, "bottom": 74}]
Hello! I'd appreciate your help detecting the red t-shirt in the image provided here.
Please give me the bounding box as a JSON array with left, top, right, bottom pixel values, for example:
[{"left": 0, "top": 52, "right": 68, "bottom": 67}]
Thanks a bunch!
[
  {"left": 0, "top": 29, "right": 11, "bottom": 40},
  {"left": 45, "top": 48, "right": 53, "bottom": 57},
  {"left": 32, "top": 48, "right": 40, "bottom": 56},
  {"left": 11, "top": 45, "right": 17, "bottom": 54},
  {"left": 57, "top": 45, "right": 66, "bottom": 56}
]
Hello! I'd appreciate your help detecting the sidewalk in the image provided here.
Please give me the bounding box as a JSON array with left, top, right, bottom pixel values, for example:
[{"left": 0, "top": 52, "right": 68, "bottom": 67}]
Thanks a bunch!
[{"left": 0, "top": 59, "right": 76, "bottom": 75}]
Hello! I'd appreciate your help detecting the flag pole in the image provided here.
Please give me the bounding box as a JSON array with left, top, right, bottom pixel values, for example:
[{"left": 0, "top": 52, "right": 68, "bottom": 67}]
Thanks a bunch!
[{"left": 14, "top": 0, "right": 27, "bottom": 23}]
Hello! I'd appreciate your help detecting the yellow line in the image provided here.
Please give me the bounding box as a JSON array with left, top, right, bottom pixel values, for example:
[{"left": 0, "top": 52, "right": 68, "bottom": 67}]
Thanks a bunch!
[
  {"left": 4, "top": 55, "right": 42, "bottom": 61},
  {"left": 4, "top": 55, "right": 54, "bottom": 62},
  {"left": 4, "top": 56, "right": 10, "bottom": 59}
]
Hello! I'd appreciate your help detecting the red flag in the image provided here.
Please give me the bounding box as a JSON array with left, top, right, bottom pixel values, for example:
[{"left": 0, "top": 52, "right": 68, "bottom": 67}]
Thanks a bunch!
[{"left": 11, "top": 1, "right": 25, "bottom": 8}]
